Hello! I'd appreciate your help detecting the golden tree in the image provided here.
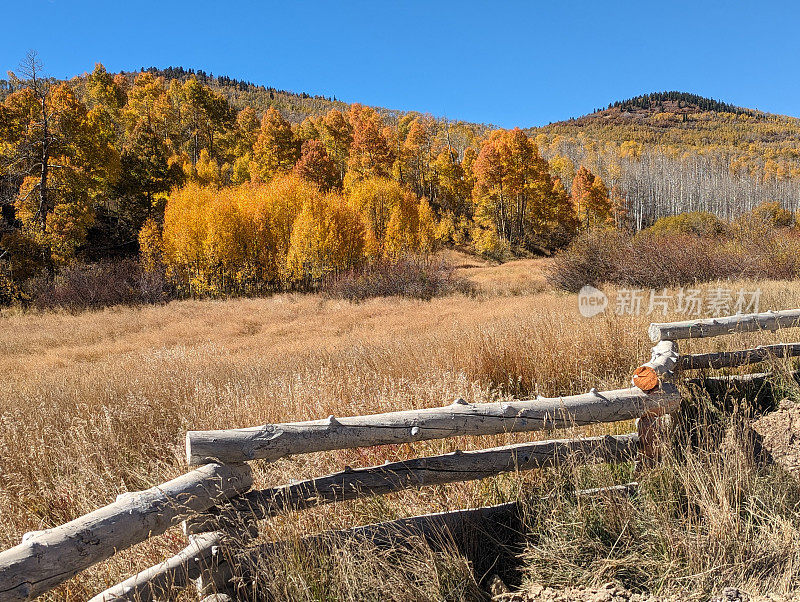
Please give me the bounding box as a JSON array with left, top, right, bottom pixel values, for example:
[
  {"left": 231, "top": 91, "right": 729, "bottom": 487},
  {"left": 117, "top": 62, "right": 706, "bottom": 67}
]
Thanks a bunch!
[
  {"left": 473, "top": 128, "right": 575, "bottom": 252},
  {"left": 571, "top": 166, "right": 612, "bottom": 228},
  {"left": 251, "top": 107, "right": 300, "bottom": 182},
  {"left": 1, "top": 53, "right": 119, "bottom": 274},
  {"left": 293, "top": 139, "right": 340, "bottom": 191},
  {"left": 286, "top": 193, "right": 366, "bottom": 282},
  {"left": 346, "top": 104, "right": 394, "bottom": 182}
]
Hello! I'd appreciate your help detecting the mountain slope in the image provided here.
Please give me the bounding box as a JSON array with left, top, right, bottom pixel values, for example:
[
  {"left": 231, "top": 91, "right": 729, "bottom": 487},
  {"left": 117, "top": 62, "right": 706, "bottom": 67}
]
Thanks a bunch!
[{"left": 527, "top": 91, "right": 800, "bottom": 226}]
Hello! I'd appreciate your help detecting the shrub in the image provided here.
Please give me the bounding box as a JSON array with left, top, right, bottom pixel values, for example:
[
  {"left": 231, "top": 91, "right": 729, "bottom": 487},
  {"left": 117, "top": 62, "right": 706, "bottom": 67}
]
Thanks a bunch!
[
  {"left": 647, "top": 211, "right": 726, "bottom": 237},
  {"left": 749, "top": 201, "right": 795, "bottom": 229},
  {"left": 545, "top": 229, "right": 628, "bottom": 292},
  {"left": 548, "top": 227, "right": 800, "bottom": 291},
  {"left": 324, "top": 257, "right": 473, "bottom": 302},
  {"left": 30, "top": 259, "right": 176, "bottom": 312},
  {"left": 617, "top": 231, "right": 738, "bottom": 288}
]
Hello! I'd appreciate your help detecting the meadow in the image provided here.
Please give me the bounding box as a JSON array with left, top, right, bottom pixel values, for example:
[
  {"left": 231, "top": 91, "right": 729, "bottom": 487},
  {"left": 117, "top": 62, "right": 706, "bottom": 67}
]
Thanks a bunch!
[{"left": 1, "top": 257, "right": 799, "bottom": 600}]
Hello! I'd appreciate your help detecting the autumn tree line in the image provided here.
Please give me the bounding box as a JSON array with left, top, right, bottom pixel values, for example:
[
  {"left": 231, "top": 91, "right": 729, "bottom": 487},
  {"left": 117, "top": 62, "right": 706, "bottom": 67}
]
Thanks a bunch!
[
  {"left": 0, "top": 57, "right": 626, "bottom": 299},
  {"left": 4, "top": 59, "right": 794, "bottom": 302}
]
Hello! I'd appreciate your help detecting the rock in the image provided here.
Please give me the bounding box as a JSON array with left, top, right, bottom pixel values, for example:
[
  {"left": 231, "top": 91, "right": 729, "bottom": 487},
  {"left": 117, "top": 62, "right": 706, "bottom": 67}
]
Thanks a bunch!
[
  {"left": 752, "top": 406, "right": 800, "bottom": 476},
  {"left": 709, "top": 587, "right": 750, "bottom": 602},
  {"left": 489, "top": 574, "right": 512, "bottom": 596}
]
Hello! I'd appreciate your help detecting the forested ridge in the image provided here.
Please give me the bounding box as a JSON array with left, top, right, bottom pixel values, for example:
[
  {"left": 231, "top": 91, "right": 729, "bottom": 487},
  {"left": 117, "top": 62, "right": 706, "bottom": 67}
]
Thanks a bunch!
[
  {"left": 535, "top": 91, "right": 800, "bottom": 227},
  {"left": 2, "top": 56, "right": 799, "bottom": 304}
]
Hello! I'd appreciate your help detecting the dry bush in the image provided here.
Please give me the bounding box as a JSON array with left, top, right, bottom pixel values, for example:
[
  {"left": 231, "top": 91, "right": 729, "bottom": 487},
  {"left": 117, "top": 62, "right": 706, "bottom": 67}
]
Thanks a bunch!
[
  {"left": 548, "top": 227, "right": 800, "bottom": 291},
  {"left": 29, "top": 259, "right": 175, "bottom": 312},
  {"left": 543, "top": 229, "right": 627, "bottom": 292},
  {"left": 324, "top": 257, "right": 474, "bottom": 302}
]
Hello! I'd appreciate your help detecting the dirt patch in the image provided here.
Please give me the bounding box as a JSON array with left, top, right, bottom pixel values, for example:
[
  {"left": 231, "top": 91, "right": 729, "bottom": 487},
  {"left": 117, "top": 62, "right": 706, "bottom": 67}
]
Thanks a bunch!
[
  {"left": 492, "top": 582, "right": 796, "bottom": 602},
  {"left": 752, "top": 402, "right": 800, "bottom": 476}
]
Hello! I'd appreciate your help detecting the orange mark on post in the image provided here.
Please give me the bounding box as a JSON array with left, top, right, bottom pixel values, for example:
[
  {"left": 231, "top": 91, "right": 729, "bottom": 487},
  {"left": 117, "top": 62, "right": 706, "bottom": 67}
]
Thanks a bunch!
[{"left": 632, "top": 365, "right": 659, "bottom": 392}]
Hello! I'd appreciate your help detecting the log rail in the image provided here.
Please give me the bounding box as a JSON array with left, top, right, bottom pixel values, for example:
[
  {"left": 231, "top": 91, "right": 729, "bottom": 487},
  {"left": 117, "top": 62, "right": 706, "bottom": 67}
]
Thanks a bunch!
[{"left": 1, "top": 308, "right": 799, "bottom": 602}]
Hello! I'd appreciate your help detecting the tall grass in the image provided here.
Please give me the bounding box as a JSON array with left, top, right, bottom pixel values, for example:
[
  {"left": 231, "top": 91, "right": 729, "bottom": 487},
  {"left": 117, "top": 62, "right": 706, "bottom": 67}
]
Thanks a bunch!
[
  {"left": 521, "top": 405, "right": 800, "bottom": 599},
  {"left": 1, "top": 273, "right": 799, "bottom": 599}
]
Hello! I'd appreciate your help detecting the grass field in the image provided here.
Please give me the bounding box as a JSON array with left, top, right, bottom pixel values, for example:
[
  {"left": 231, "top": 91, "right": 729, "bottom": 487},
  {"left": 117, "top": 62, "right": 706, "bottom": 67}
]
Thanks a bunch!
[{"left": 1, "top": 257, "right": 799, "bottom": 600}]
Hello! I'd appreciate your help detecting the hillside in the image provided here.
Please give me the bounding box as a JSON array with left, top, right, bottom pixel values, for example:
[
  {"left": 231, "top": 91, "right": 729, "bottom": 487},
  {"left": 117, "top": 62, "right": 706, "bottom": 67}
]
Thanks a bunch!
[
  {"left": 124, "top": 75, "right": 800, "bottom": 225},
  {"left": 528, "top": 91, "right": 800, "bottom": 227},
  {"left": 536, "top": 91, "right": 800, "bottom": 159}
]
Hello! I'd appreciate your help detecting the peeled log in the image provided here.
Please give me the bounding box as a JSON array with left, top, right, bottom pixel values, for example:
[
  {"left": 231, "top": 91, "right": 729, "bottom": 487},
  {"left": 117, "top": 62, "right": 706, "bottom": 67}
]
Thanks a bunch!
[
  {"left": 88, "top": 531, "right": 223, "bottom": 602},
  {"left": 232, "top": 433, "right": 639, "bottom": 521},
  {"left": 0, "top": 464, "right": 252, "bottom": 602},
  {"left": 648, "top": 309, "right": 800, "bottom": 342},
  {"left": 90, "top": 434, "right": 638, "bottom": 601},
  {"left": 678, "top": 343, "right": 800, "bottom": 370},
  {"left": 633, "top": 341, "right": 679, "bottom": 391},
  {"left": 186, "top": 387, "right": 679, "bottom": 465},
  {"left": 243, "top": 481, "right": 640, "bottom": 562}
]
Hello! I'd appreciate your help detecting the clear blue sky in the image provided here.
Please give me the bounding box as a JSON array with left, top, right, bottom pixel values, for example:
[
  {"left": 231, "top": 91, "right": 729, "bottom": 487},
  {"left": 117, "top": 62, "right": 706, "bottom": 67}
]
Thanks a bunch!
[{"left": 2, "top": 0, "right": 799, "bottom": 128}]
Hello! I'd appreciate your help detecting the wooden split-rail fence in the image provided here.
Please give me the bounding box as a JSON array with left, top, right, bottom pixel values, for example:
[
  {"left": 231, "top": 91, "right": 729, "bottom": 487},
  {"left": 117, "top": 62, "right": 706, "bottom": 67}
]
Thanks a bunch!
[{"left": 2, "top": 308, "right": 800, "bottom": 602}]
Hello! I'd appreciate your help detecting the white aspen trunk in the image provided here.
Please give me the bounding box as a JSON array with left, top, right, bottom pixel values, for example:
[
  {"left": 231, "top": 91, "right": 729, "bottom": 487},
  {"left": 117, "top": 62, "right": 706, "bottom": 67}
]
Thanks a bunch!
[
  {"left": 0, "top": 464, "right": 252, "bottom": 602},
  {"left": 186, "top": 387, "right": 678, "bottom": 465},
  {"left": 648, "top": 309, "right": 800, "bottom": 342}
]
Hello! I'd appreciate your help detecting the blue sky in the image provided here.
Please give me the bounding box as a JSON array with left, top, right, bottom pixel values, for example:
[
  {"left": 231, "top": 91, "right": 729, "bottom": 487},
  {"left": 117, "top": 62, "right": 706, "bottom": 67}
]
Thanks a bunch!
[{"left": 2, "top": 0, "right": 799, "bottom": 128}]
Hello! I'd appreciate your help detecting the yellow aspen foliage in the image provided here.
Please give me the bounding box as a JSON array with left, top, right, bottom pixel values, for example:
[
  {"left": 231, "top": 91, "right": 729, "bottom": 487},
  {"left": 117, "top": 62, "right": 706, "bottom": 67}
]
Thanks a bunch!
[
  {"left": 383, "top": 189, "right": 423, "bottom": 259},
  {"left": 571, "top": 166, "right": 613, "bottom": 228},
  {"left": 473, "top": 128, "right": 575, "bottom": 252},
  {"left": 162, "top": 183, "right": 213, "bottom": 285},
  {"left": 195, "top": 149, "right": 222, "bottom": 186},
  {"left": 346, "top": 104, "right": 394, "bottom": 181},
  {"left": 345, "top": 176, "right": 407, "bottom": 249},
  {"left": 548, "top": 154, "right": 575, "bottom": 187},
  {"left": 251, "top": 107, "right": 300, "bottom": 182},
  {"left": 285, "top": 193, "right": 366, "bottom": 282},
  {"left": 417, "top": 198, "right": 440, "bottom": 254},
  {"left": 138, "top": 218, "right": 164, "bottom": 273},
  {"left": 231, "top": 154, "right": 251, "bottom": 184},
  {"left": 161, "top": 175, "right": 321, "bottom": 294}
]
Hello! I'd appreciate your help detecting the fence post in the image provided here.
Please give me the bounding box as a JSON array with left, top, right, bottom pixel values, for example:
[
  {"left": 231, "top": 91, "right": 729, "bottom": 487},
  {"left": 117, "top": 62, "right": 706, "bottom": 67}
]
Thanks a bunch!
[{"left": 633, "top": 339, "right": 679, "bottom": 463}]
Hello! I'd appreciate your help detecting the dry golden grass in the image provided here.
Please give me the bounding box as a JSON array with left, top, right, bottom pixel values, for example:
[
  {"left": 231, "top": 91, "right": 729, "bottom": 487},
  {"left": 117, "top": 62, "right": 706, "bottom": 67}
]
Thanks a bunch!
[{"left": 1, "top": 261, "right": 800, "bottom": 599}]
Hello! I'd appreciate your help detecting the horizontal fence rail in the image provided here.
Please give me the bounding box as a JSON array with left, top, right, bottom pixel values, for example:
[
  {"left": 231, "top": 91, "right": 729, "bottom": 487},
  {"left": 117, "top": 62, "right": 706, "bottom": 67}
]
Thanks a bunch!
[
  {"left": 678, "top": 342, "right": 800, "bottom": 370},
  {"left": 88, "top": 531, "right": 222, "bottom": 602},
  {"left": 0, "top": 464, "right": 252, "bottom": 602},
  {"left": 648, "top": 309, "right": 800, "bottom": 342},
  {"left": 186, "top": 387, "right": 678, "bottom": 466},
  {"left": 230, "top": 432, "right": 639, "bottom": 521},
  {"left": 238, "top": 483, "right": 639, "bottom": 566},
  {"left": 93, "top": 434, "right": 639, "bottom": 602}
]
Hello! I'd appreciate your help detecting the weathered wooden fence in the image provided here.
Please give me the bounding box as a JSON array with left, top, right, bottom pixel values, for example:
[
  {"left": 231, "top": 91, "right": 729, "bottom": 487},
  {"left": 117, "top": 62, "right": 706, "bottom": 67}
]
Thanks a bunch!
[{"left": 1, "top": 308, "right": 799, "bottom": 602}]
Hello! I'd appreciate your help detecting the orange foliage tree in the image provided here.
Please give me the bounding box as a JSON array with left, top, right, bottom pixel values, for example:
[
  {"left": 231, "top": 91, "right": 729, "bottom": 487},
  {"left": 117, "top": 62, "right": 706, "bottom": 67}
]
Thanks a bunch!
[
  {"left": 473, "top": 128, "right": 576, "bottom": 253},
  {"left": 571, "top": 166, "right": 612, "bottom": 228}
]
